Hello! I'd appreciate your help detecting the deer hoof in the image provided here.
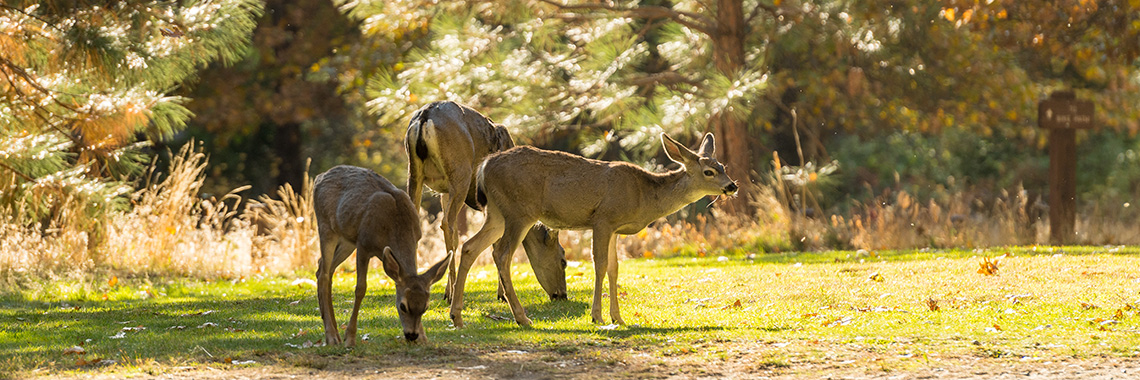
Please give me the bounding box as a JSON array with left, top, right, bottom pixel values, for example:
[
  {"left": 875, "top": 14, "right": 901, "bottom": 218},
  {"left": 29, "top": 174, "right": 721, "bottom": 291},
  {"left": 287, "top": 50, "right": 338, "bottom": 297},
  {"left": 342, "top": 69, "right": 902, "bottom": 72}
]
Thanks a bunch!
[{"left": 515, "top": 316, "right": 533, "bottom": 327}]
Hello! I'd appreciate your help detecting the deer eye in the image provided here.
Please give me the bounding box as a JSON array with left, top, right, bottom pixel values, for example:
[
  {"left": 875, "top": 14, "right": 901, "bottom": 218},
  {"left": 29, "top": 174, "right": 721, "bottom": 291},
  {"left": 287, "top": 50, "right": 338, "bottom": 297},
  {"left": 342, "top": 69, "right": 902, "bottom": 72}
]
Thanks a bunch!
[
  {"left": 561, "top": 259, "right": 567, "bottom": 269},
  {"left": 398, "top": 303, "right": 409, "bottom": 313},
  {"left": 703, "top": 169, "right": 715, "bottom": 177}
]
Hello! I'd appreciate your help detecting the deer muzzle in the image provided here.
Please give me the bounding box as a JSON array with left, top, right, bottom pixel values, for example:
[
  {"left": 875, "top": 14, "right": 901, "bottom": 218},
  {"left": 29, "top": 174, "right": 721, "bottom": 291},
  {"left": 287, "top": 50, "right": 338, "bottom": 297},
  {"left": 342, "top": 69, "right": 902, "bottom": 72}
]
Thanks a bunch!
[
  {"left": 723, "top": 182, "right": 739, "bottom": 195},
  {"left": 549, "top": 291, "right": 568, "bottom": 300},
  {"left": 404, "top": 332, "right": 420, "bottom": 342}
]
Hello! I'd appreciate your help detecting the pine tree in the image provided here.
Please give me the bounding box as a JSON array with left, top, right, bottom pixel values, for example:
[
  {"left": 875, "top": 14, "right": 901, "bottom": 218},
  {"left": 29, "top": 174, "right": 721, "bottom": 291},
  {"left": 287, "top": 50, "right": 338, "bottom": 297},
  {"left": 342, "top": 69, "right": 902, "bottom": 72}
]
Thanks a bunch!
[{"left": 0, "top": 1, "right": 262, "bottom": 230}]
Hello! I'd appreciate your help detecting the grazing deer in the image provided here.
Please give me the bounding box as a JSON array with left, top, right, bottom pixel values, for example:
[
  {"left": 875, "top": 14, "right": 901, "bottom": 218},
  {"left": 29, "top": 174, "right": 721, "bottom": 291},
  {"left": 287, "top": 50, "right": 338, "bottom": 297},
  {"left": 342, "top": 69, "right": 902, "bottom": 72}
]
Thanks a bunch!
[
  {"left": 448, "top": 133, "right": 738, "bottom": 328},
  {"left": 404, "top": 101, "right": 567, "bottom": 301},
  {"left": 313, "top": 165, "right": 450, "bottom": 345}
]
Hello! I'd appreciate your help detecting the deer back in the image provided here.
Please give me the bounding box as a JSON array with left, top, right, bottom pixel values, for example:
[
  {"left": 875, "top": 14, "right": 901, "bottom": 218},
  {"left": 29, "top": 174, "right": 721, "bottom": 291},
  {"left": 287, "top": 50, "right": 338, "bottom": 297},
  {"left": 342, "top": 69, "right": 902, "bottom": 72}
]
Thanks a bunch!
[
  {"left": 313, "top": 165, "right": 421, "bottom": 266},
  {"left": 477, "top": 133, "right": 737, "bottom": 234},
  {"left": 406, "top": 101, "right": 514, "bottom": 196}
]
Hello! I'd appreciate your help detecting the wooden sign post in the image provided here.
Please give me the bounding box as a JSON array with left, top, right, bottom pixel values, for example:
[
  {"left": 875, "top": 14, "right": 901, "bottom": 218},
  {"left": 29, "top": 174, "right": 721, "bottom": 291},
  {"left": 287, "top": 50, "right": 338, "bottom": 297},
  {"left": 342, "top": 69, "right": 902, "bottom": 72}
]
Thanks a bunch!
[{"left": 1037, "top": 91, "right": 1094, "bottom": 245}]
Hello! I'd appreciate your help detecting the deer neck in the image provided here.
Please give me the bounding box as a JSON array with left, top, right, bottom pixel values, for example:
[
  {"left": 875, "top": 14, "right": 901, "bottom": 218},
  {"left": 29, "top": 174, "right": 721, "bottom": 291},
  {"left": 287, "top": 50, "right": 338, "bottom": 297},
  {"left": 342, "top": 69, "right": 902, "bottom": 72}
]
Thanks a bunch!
[{"left": 641, "top": 168, "right": 702, "bottom": 220}]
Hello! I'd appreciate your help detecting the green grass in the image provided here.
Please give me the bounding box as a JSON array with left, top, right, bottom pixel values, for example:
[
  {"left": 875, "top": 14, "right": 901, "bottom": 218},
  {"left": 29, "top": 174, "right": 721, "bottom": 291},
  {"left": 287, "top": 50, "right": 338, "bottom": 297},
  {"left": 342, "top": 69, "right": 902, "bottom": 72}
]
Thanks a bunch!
[{"left": 3, "top": 246, "right": 1139, "bottom": 377}]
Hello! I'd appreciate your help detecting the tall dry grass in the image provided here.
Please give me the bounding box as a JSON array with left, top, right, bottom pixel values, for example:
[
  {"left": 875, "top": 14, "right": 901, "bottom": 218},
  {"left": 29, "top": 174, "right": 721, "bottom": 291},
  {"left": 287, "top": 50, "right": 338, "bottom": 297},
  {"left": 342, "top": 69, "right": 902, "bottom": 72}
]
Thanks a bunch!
[{"left": 1, "top": 144, "right": 322, "bottom": 282}]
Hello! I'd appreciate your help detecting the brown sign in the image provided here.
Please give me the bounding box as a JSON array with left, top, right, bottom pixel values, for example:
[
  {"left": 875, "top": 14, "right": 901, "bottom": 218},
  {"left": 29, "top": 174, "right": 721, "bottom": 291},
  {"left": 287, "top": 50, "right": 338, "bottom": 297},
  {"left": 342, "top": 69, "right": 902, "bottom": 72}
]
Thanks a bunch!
[{"left": 1038, "top": 92, "right": 1094, "bottom": 129}]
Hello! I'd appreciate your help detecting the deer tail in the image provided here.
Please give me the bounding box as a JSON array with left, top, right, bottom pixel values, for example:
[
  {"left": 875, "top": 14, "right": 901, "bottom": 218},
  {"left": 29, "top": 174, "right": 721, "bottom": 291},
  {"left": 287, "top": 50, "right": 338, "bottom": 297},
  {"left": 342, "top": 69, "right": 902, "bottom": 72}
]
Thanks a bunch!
[
  {"left": 407, "top": 107, "right": 433, "bottom": 161},
  {"left": 473, "top": 159, "right": 489, "bottom": 211}
]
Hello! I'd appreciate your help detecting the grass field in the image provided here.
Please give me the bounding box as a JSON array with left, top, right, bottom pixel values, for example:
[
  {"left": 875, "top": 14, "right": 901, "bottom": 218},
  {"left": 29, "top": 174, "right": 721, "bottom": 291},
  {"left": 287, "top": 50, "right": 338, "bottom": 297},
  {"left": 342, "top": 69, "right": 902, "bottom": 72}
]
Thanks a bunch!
[{"left": 3, "top": 246, "right": 1139, "bottom": 379}]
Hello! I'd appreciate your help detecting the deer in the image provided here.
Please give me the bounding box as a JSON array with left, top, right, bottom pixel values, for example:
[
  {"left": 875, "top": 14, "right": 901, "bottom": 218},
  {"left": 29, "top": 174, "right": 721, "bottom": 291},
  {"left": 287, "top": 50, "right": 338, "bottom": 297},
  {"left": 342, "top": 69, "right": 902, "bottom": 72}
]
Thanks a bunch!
[
  {"left": 404, "top": 101, "right": 567, "bottom": 302},
  {"left": 313, "top": 165, "right": 450, "bottom": 346},
  {"left": 448, "top": 132, "right": 738, "bottom": 328}
]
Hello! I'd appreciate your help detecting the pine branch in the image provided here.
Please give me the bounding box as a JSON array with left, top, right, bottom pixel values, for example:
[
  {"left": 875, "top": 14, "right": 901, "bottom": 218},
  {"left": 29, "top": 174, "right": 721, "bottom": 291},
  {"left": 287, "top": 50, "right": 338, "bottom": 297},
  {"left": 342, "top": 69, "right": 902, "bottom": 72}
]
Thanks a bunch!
[
  {"left": 628, "top": 71, "right": 702, "bottom": 88},
  {"left": 745, "top": 2, "right": 779, "bottom": 25},
  {"left": 537, "top": 0, "right": 716, "bottom": 36},
  {"left": 0, "top": 161, "right": 36, "bottom": 183}
]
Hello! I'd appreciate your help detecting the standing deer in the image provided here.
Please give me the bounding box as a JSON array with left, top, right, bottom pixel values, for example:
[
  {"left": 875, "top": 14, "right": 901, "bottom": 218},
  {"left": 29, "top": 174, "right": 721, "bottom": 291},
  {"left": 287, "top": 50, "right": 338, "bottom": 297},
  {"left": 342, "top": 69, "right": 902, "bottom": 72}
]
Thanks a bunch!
[
  {"left": 404, "top": 101, "right": 567, "bottom": 301},
  {"left": 449, "top": 133, "right": 738, "bottom": 328},
  {"left": 314, "top": 165, "right": 450, "bottom": 346}
]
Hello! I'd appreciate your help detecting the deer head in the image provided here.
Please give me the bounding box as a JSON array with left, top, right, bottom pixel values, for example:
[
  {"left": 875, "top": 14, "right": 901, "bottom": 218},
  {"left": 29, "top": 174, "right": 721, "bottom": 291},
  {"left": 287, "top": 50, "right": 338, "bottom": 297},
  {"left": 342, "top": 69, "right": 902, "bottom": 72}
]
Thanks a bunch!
[
  {"left": 661, "top": 132, "right": 739, "bottom": 198},
  {"left": 380, "top": 247, "right": 450, "bottom": 342},
  {"left": 521, "top": 224, "right": 567, "bottom": 300}
]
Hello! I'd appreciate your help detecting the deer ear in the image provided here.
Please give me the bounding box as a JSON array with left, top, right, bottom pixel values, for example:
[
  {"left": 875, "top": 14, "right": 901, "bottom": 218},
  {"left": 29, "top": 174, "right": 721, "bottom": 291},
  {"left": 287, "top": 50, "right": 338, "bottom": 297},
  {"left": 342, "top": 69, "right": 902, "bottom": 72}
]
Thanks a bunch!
[
  {"left": 422, "top": 251, "right": 452, "bottom": 285},
  {"left": 661, "top": 133, "right": 695, "bottom": 165},
  {"left": 380, "top": 246, "right": 405, "bottom": 281},
  {"left": 492, "top": 125, "right": 515, "bottom": 152},
  {"left": 697, "top": 133, "right": 716, "bottom": 157}
]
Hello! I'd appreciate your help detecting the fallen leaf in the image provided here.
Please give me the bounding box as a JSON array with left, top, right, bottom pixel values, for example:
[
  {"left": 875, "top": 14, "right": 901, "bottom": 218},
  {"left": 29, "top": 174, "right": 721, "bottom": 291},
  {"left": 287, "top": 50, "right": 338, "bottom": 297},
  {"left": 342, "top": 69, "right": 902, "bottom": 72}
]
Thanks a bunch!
[
  {"left": 1114, "top": 309, "right": 1124, "bottom": 320},
  {"left": 485, "top": 314, "right": 511, "bottom": 321},
  {"left": 167, "top": 325, "right": 186, "bottom": 330},
  {"left": 925, "top": 298, "right": 940, "bottom": 311},
  {"left": 77, "top": 358, "right": 115, "bottom": 367},
  {"left": 108, "top": 332, "right": 126, "bottom": 339},
  {"left": 63, "top": 346, "right": 86, "bottom": 355},
  {"left": 992, "top": 323, "right": 1003, "bottom": 331},
  {"left": 1081, "top": 302, "right": 1099, "bottom": 310},
  {"left": 868, "top": 272, "right": 884, "bottom": 282},
  {"left": 108, "top": 276, "right": 118, "bottom": 287},
  {"left": 121, "top": 326, "right": 146, "bottom": 332},
  {"left": 197, "top": 322, "right": 218, "bottom": 328},
  {"left": 822, "top": 316, "right": 853, "bottom": 327},
  {"left": 288, "top": 300, "right": 301, "bottom": 306},
  {"left": 598, "top": 324, "right": 619, "bottom": 330},
  {"left": 721, "top": 299, "right": 743, "bottom": 310},
  {"left": 292, "top": 278, "right": 317, "bottom": 288},
  {"left": 977, "top": 257, "right": 999, "bottom": 276},
  {"left": 180, "top": 310, "right": 216, "bottom": 317}
]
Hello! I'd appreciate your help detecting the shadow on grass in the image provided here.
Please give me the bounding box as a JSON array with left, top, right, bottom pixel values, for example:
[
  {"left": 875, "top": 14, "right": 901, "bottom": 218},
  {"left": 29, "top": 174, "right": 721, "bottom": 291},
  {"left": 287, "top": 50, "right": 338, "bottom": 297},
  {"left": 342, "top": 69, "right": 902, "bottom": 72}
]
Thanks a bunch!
[{"left": 0, "top": 282, "right": 737, "bottom": 374}]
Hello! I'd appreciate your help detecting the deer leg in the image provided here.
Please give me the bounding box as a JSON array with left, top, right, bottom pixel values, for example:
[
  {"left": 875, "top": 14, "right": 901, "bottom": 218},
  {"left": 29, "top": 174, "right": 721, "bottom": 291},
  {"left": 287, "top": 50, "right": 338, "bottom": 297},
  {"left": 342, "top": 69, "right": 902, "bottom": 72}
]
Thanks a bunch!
[
  {"left": 316, "top": 237, "right": 342, "bottom": 346},
  {"left": 493, "top": 221, "right": 533, "bottom": 327},
  {"left": 496, "top": 271, "right": 506, "bottom": 302},
  {"left": 344, "top": 253, "right": 369, "bottom": 348},
  {"left": 440, "top": 193, "right": 456, "bottom": 302},
  {"left": 449, "top": 208, "right": 504, "bottom": 328},
  {"left": 406, "top": 158, "right": 424, "bottom": 214},
  {"left": 606, "top": 233, "right": 624, "bottom": 325},
  {"left": 590, "top": 229, "right": 613, "bottom": 324}
]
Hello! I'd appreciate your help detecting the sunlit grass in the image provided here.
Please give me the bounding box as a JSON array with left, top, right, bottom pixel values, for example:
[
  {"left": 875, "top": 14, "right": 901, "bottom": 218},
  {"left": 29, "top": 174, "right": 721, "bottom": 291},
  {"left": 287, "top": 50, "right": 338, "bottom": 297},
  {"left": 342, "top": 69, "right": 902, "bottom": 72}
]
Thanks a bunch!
[{"left": 2, "top": 246, "right": 1138, "bottom": 377}]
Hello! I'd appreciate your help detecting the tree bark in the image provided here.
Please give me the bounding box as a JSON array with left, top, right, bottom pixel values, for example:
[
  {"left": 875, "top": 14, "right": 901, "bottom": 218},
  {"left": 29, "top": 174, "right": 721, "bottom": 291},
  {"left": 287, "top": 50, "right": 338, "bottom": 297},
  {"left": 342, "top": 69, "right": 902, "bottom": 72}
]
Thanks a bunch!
[
  {"left": 710, "top": 0, "right": 755, "bottom": 216},
  {"left": 274, "top": 121, "right": 303, "bottom": 190}
]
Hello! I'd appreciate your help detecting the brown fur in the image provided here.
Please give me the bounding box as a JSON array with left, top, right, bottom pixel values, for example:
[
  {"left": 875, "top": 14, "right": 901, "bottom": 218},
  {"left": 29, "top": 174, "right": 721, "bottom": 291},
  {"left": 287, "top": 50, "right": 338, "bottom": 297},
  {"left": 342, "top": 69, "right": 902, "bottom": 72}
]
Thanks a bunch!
[
  {"left": 450, "top": 133, "right": 738, "bottom": 327},
  {"left": 313, "top": 165, "right": 449, "bottom": 345},
  {"left": 403, "top": 101, "right": 566, "bottom": 302}
]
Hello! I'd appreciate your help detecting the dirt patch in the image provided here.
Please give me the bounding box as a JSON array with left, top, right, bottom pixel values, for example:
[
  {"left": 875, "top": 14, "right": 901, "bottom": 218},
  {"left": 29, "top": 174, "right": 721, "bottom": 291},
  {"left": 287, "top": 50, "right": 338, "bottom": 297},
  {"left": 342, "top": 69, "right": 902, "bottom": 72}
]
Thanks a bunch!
[{"left": 37, "top": 340, "right": 1139, "bottom": 380}]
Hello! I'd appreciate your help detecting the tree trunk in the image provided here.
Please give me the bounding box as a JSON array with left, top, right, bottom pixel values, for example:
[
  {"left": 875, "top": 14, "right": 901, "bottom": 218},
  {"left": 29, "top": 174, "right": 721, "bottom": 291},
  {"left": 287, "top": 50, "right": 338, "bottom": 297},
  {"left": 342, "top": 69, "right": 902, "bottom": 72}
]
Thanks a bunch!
[
  {"left": 710, "top": 0, "right": 755, "bottom": 216},
  {"left": 274, "top": 121, "right": 303, "bottom": 190}
]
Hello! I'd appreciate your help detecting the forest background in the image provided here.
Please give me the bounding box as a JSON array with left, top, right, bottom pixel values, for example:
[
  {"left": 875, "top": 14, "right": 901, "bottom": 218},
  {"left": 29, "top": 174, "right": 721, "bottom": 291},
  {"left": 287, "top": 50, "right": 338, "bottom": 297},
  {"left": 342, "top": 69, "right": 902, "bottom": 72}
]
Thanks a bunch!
[{"left": 2, "top": 0, "right": 1139, "bottom": 279}]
